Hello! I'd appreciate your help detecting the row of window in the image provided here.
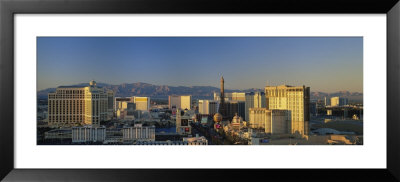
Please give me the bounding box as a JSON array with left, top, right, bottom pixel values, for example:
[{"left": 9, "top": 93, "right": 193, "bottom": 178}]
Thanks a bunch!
[
  {"left": 56, "top": 90, "right": 85, "bottom": 94},
  {"left": 48, "top": 119, "right": 80, "bottom": 123},
  {"left": 49, "top": 95, "right": 109, "bottom": 99}
]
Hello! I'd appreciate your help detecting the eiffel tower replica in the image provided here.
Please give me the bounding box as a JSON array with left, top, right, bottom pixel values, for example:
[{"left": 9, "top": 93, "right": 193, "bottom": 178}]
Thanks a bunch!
[{"left": 218, "top": 76, "right": 228, "bottom": 121}]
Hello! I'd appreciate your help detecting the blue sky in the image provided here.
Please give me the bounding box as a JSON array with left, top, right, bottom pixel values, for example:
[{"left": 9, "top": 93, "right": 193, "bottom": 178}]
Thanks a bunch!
[{"left": 37, "top": 37, "right": 363, "bottom": 92}]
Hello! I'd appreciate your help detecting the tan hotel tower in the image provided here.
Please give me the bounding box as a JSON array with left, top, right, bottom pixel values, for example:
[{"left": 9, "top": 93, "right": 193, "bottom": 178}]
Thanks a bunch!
[
  {"left": 48, "top": 80, "right": 114, "bottom": 127},
  {"left": 265, "top": 85, "right": 310, "bottom": 136}
]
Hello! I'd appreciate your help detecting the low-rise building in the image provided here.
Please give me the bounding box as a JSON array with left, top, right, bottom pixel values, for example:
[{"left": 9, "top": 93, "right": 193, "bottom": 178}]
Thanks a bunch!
[
  {"left": 135, "top": 140, "right": 187, "bottom": 145},
  {"left": 249, "top": 108, "right": 290, "bottom": 135},
  {"left": 122, "top": 124, "right": 155, "bottom": 142},
  {"left": 44, "top": 128, "right": 72, "bottom": 140},
  {"left": 183, "top": 135, "right": 208, "bottom": 145},
  {"left": 104, "top": 128, "right": 123, "bottom": 144},
  {"left": 72, "top": 126, "right": 106, "bottom": 143}
]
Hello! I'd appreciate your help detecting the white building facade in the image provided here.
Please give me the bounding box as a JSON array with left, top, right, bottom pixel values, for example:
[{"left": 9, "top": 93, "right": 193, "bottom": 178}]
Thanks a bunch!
[
  {"left": 122, "top": 124, "right": 155, "bottom": 142},
  {"left": 245, "top": 92, "right": 266, "bottom": 121},
  {"left": 213, "top": 92, "right": 246, "bottom": 101},
  {"left": 198, "top": 100, "right": 218, "bottom": 115},
  {"left": 168, "top": 95, "right": 192, "bottom": 110},
  {"left": 72, "top": 126, "right": 106, "bottom": 143}
]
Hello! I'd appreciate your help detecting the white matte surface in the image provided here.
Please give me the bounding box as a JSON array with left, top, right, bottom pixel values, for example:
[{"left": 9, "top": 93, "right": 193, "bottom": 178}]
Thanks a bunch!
[{"left": 15, "top": 14, "right": 386, "bottom": 168}]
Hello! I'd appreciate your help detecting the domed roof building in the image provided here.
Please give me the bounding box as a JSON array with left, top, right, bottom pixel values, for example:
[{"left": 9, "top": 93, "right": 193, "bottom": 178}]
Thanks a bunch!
[
  {"left": 213, "top": 113, "right": 223, "bottom": 123},
  {"left": 213, "top": 113, "right": 223, "bottom": 130},
  {"left": 232, "top": 113, "right": 243, "bottom": 124},
  {"left": 231, "top": 113, "right": 242, "bottom": 131},
  {"left": 89, "top": 80, "right": 97, "bottom": 87}
]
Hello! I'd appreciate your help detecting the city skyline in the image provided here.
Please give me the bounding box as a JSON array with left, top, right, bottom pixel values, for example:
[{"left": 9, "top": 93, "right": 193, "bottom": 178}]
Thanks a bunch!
[
  {"left": 38, "top": 79, "right": 363, "bottom": 145},
  {"left": 37, "top": 37, "right": 364, "bottom": 146},
  {"left": 37, "top": 37, "right": 363, "bottom": 92},
  {"left": 37, "top": 79, "right": 364, "bottom": 94}
]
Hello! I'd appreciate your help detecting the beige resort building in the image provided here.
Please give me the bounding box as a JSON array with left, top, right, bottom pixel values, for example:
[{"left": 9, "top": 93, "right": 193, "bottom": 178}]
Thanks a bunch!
[
  {"left": 168, "top": 95, "right": 192, "bottom": 110},
  {"left": 249, "top": 108, "right": 290, "bottom": 135},
  {"left": 265, "top": 85, "right": 310, "bottom": 136},
  {"left": 48, "top": 80, "right": 114, "bottom": 127}
]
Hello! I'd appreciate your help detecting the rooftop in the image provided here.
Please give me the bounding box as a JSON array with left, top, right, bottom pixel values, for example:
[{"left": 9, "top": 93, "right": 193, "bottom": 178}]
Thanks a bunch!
[
  {"left": 57, "top": 85, "right": 87, "bottom": 88},
  {"left": 46, "top": 129, "right": 72, "bottom": 133}
]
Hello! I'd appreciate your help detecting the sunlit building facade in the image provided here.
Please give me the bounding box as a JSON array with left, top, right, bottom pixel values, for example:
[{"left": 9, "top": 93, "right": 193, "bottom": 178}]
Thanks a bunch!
[
  {"left": 249, "top": 108, "right": 268, "bottom": 129},
  {"left": 213, "top": 92, "right": 246, "bottom": 101},
  {"left": 198, "top": 100, "right": 218, "bottom": 115},
  {"left": 134, "top": 97, "right": 150, "bottom": 111},
  {"left": 168, "top": 95, "right": 192, "bottom": 110},
  {"left": 249, "top": 108, "right": 290, "bottom": 134},
  {"left": 245, "top": 92, "right": 266, "bottom": 121},
  {"left": 115, "top": 97, "right": 131, "bottom": 111},
  {"left": 330, "top": 97, "right": 348, "bottom": 107},
  {"left": 48, "top": 81, "right": 112, "bottom": 127},
  {"left": 265, "top": 85, "right": 310, "bottom": 136},
  {"left": 115, "top": 96, "right": 150, "bottom": 112}
]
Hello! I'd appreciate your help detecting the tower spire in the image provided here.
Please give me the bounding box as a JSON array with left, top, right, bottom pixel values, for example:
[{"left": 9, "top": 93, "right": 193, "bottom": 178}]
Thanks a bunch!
[
  {"left": 219, "top": 75, "right": 225, "bottom": 118},
  {"left": 220, "top": 75, "right": 224, "bottom": 96}
]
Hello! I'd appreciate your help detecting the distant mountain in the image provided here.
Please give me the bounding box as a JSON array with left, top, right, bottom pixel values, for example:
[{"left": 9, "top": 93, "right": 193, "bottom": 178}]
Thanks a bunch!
[
  {"left": 37, "top": 82, "right": 362, "bottom": 101},
  {"left": 37, "top": 82, "right": 263, "bottom": 100},
  {"left": 37, "top": 88, "right": 56, "bottom": 99},
  {"left": 310, "top": 91, "right": 363, "bottom": 102}
]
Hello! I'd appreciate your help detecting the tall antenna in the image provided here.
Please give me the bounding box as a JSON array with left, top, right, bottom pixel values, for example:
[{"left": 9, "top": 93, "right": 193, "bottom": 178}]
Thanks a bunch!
[{"left": 218, "top": 73, "right": 221, "bottom": 87}]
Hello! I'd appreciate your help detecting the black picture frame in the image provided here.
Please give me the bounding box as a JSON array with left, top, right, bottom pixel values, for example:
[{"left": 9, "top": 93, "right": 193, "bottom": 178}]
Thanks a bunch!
[{"left": 1, "top": 0, "right": 399, "bottom": 181}]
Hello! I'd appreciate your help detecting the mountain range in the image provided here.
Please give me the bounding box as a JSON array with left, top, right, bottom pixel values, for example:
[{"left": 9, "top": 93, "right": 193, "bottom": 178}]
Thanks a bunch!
[{"left": 37, "top": 82, "right": 363, "bottom": 102}]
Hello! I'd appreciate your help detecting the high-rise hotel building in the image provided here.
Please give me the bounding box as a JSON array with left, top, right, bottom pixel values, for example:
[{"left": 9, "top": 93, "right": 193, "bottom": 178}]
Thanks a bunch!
[
  {"left": 265, "top": 85, "right": 310, "bottom": 136},
  {"left": 245, "top": 92, "right": 266, "bottom": 121},
  {"left": 48, "top": 80, "right": 113, "bottom": 127},
  {"left": 115, "top": 96, "right": 150, "bottom": 112},
  {"left": 168, "top": 95, "right": 192, "bottom": 110},
  {"left": 198, "top": 100, "right": 218, "bottom": 115},
  {"left": 330, "top": 96, "right": 348, "bottom": 107}
]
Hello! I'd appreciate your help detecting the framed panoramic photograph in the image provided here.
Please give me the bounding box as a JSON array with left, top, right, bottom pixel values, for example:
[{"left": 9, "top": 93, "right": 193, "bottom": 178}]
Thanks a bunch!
[
  {"left": 36, "top": 36, "right": 364, "bottom": 146},
  {"left": 1, "top": 0, "right": 400, "bottom": 181}
]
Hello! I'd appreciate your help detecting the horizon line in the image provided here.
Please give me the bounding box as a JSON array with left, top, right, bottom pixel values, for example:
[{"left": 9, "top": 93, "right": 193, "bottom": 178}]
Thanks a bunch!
[{"left": 37, "top": 81, "right": 363, "bottom": 94}]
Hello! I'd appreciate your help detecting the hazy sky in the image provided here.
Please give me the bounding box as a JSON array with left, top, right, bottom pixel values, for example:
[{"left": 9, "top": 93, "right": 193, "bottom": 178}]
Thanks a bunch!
[{"left": 37, "top": 37, "right": 363, "bottom": 92}]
